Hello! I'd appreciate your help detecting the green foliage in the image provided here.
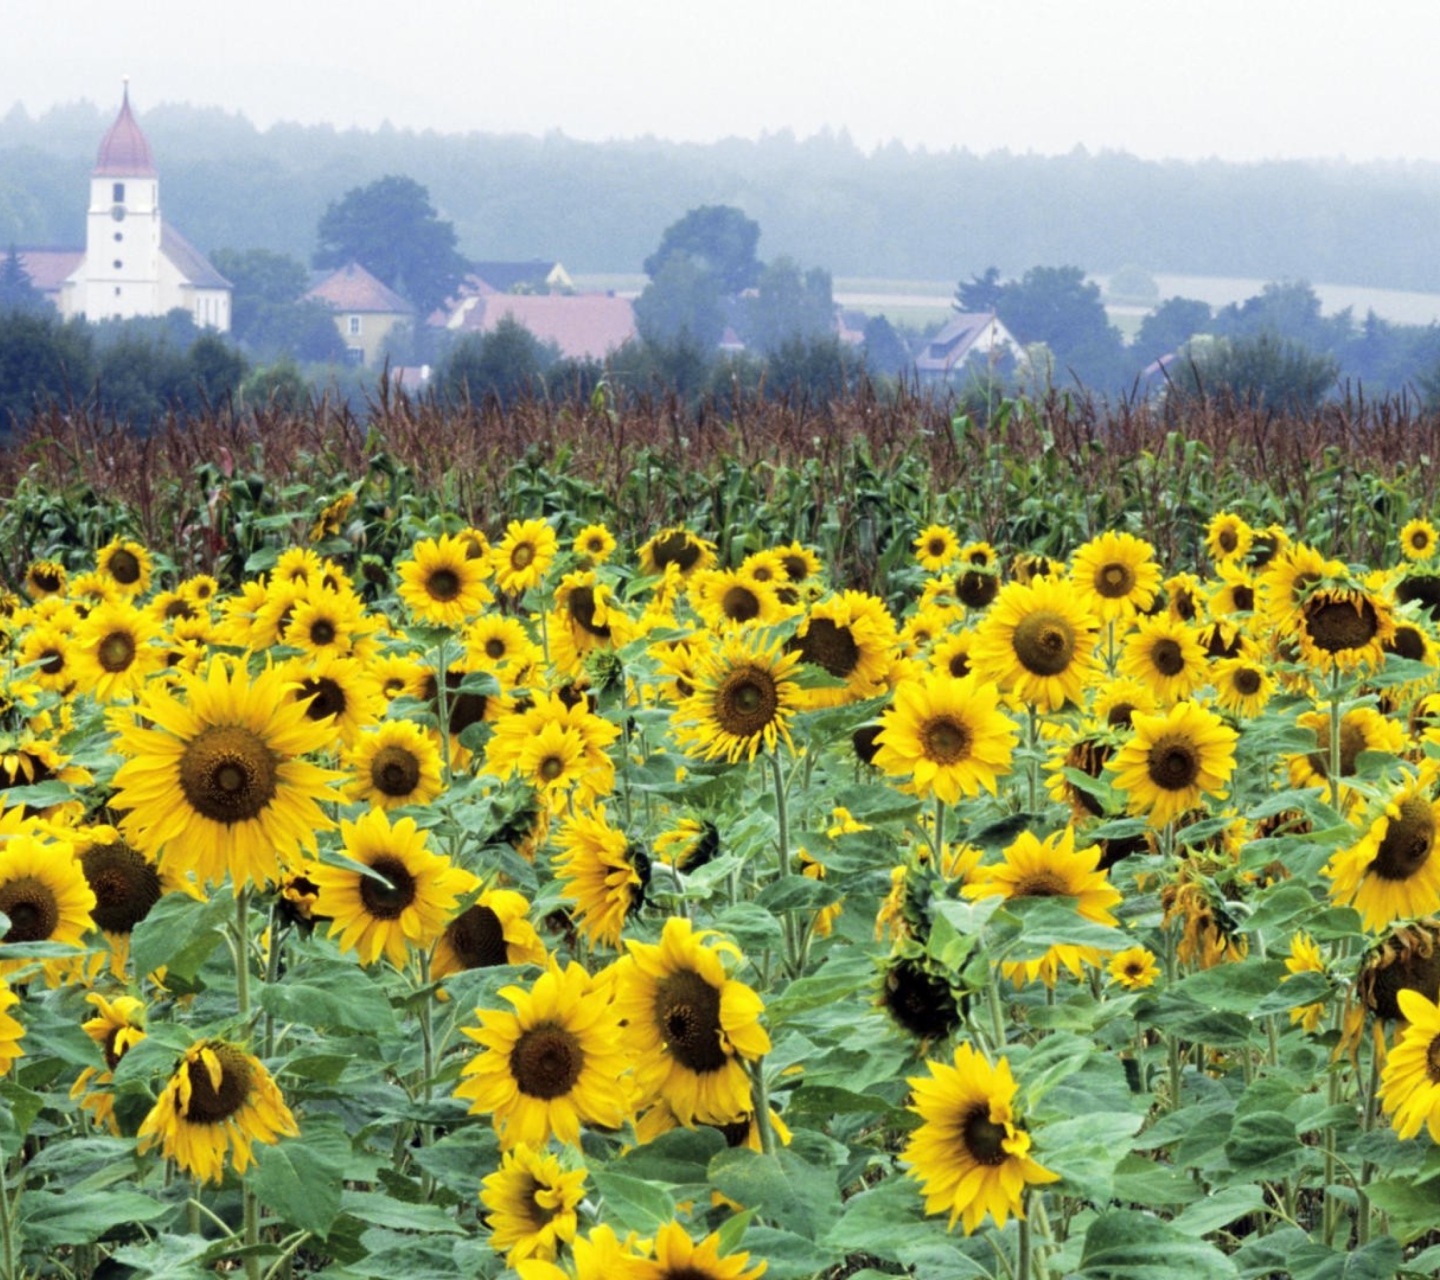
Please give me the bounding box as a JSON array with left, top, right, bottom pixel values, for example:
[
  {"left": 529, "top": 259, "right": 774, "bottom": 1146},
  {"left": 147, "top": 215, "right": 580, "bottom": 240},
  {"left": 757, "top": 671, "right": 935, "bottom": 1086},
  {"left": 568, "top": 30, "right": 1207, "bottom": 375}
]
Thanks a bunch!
[
  {"left": 1171, "top": 331, "right": 1340, "bottom": 415},
  {"left": 633, "top": 252, "right": 726, "bottom": 352},
  {"left": 644, "top": 204, "right": 762, "bottom": 294},
  {"left": 434, "top": 316, "right": 558, "bottom": 408}
]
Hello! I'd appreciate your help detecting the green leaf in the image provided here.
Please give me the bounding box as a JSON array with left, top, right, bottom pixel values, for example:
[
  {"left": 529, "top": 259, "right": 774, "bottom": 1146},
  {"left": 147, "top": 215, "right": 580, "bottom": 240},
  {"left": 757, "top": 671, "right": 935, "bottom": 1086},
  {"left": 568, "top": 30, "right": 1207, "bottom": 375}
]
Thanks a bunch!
[
  {"left": 615, "top": 1125, "right": 726, "bottom": 1184},
  {"left": 1363, "top": 1175, "right": 1440, "bottom": 1244},
  {"left": 1288, "top": 1236, "right": 1404, "bottom": 1280},
  {"left": 590, "top": 1169, "right": 677, "bottom": 1232},
  {"left": 986, "top": 895, "right": 1133, "bottom": 957},
  {"left": 756, "top": 875, "right": 841, "bottom": 913},
  {"left": 19, "top": 1187, "right": 170, "bottom": 1246},
  {"left": 709, "top": 1146, "right": 839, "bottom": 1240},
  {"left": 130, "top": 890, "right": 229, "bottom": 981},
  {"left": 1077, "top": 1209, "right": 1239, "bottom": 1278},
  {"left": 409, "top": 1124, "right": 501, "bottom": 1196},
  {"left": 1249, "top": 971, "right": 1330, "bottom": 1018},
  {"left": 249, "top": 1113, "right": 350, "bottom": 1238},
  {"left": 258, "top": 958, "right": 398, "bottom": 1035},
  {"left": 1170, "top": 1184, "right": 1266, "bottom": 1236},
  {"left": 1037, "top": 1111, "right": 1145, "bottom": 1203},
  {"left": 337, "top": 1190, "right": 464, "bottom": 1234},
  {"left": 1223, "top": 1110, "right": 1305, "bottom": 1180}
]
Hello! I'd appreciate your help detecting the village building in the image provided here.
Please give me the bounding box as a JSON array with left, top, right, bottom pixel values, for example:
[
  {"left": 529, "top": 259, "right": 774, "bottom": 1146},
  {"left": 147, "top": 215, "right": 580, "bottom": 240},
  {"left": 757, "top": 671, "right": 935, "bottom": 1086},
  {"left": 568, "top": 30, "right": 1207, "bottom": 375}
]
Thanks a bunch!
[
  {"left": 302, "top": 261, "right": 416, "bottom": 366},
  {"left": 913, "top": 311, "right": 1028, "bottom": 381}
]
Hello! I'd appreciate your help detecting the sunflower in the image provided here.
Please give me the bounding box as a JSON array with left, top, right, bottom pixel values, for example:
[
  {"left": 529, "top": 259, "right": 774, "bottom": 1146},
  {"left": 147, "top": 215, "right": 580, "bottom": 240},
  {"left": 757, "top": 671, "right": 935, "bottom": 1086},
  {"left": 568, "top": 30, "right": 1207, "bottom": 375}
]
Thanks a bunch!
[
  {"left": 72, "top": 825, "right": 168, "bottom": 968},
  {"left": 880, "top": 952, "right": 963, "bottom": 1041},
  {"left": 1204, "top": 511, "right": 1253, "bottom": 565},
  {"left": 553, "top": 807, "right": 648, "bottom": 949},
  {"left": 109, "top": 657, "right": 342, "bottom": 892},
  {"left": 614, "top": 916, "right": 770, "bottom": 1127},
  {"left": 69, "top": 600, "right": 163, "bottom": 703},
  {"left": 308, "top": 491, "right": 356, "bottom": 543},
  {"left": 551, "top": 570, "right": 634, "bottom": 671},
  {"left": 432, "top": 887, "right": 547, "bottom": 979},
  {"left": 1045, "top": 725, "right": 1117, "bottom": 820},
  {"left": 1070, "top": 531, "right": 1161, "bottom": 622},
  {"left": 903, "top": 1041, "right": 1060, "bottom": 1234},
  {"left": 343, "top": 720, "right": 444, "bottom": 811},
  {"left": 573, "top": 523, "right": 617, "bottom": 565},
  {"left": 24, "top": 559, "right": 66, "bottom": 600},
  {"left": 1163, "top": 571, "right": 1206, "bottom": 624},
  {"left": 492, "top": 519, "right": 560, "bottom": 596},
  {"left": 308, "top": 807, "right": 478, "bottom": 968},
  {"left": 1286, "top": 705, "right": 1405, "bottom": 797},
  {"left": 970, "top": 576, "right": 1099, "bottom": 711},
  {"left": 1210, "top": 561, "right": 1258, "bottom": 618},
  {"left": 929, "top": 630, "right": 975, "bottom": 681},
  {"left": 1401, "top": 518, "right": 1439, "bottom": 564},
  {"left": 1358, "top": 919, "right": 1440, "bottom": 1020},
  {"left": 689, "top": 567, "right": 788, "bottom": 632},
  {"left": 773, "top": 540, "right": 823, "bottom": 589},
  {"left": 1325, "top": 767, "right": 1440, "bottom": 932},
  {"left": 633, "top": 1221, "right": 768, "bottom": 1280},
  {"left": 1108, "top": 701, "right": 1238, "bottom": 827},
  {"left": 1118, "top": 613, "right": 1208, "bottom": 704},
  {"left": 398, "top": 534, "right": 495, "bottom": 628},
  {"left": 1257, "top": 542, "right": 1344, "bottom": 634},
  {"left": 1395, "top": 568, "right": 1440, "bottom": 623},
  {"left": 95, "top": 537, "right": 152, "bottom": 596},
  {"left": 788, "top": 591, "right": 897, "bottom": 707},
  {"left": 1107, "top": 946, "right": 1160, "bottom": 990},
  {"left": 1210, "top": 654, "right": 1275, "bottom": 719},
  {"left": 1377, "top": 989, "right": 1440, "bottom": 1141},
  {"left": 464, "top": 614, "right": 543, "bottom": 676},
  {"left": 963, "top": 826, "right": 1121, "bottom": 987},
  {"left": 1294, "top": 583, "right": 1394, "bottom": 674},
  {"left": 481, "top": 1142, "right": 586, "bottom": 1266},
  {"left": 672, "top": 631, "right": 802, "bottom": 764},
  {"left": 913, "top": 524, "right": 961, "bottom": 572},
  {"left": 0, "top": 980, "right": 22, "bottom": 1075},
  {"left": 281, "top": 652, "right": 384, "bottom": 748},
  {"left": 487, "top": 692, "right": 620, "bottom": 809},
  {"left": 282, "top": 586, "right": 372, "bottom": 660},
  {"left": 70, "top": 992, "right": 146, "bottom": 1132},
  {"left": 136, "top": 1038, "right": 298, "bottom": 1184},
  {"left": 873, "top": 672, "right": 1017, "bottom": 804},
  {"left": 1091, "top": 676, "right": 1158, "bottom": 730},
  {"left": 19, "top": 621, "right": 77, "bottom": 696},
  {"left": 638, "top": 527, "right": 717, "bottom": 581},
  {"left": 455, "top": 959, "right": 631, "bottom": 1147},
  {"left": 900, "top": 603, "right": 953, "bottom": 656},
  {"left": 0, "top": 832, "right": 96, "bottom": 978},
  {"left": 1283, "top": 932, "right": 1328, "bottom": 1032}
]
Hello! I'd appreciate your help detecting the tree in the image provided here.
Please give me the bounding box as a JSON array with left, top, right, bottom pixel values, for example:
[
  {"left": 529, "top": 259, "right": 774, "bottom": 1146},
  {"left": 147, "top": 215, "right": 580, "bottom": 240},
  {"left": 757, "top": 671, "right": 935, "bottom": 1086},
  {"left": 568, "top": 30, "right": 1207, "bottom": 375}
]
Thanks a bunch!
[
  {"left": 1134, "top": 297, "right": 1213, "bottom": 360},
  {"left": 0, "top": 311, "right": 94, "bottom": 431},
  {"left": 435, "top": 317, "right": 557, "bottom": 408},
  {"left": 993, "top": 266, "right": 1126, "bottom": 388},
  {"left": 861, "top": 314, "right": 912, "bottom": 377},
  {"left": 1213, "top": 281, "right": 1350, "bottom": 354},
  {"left": 643, "top": 205, "right": 761, "bottom": 294},
  {"left": 210, "top": 248, "right": 309, "bottom": 335},
  {"left": 0, "top": 246, "right": 45, "bottom": 315},
  {"left": 314, "top": 175, "right": 469, "bottom": 319},
  {"left": 1170, "top": 332, "right": 1338, "bottom": 415},
  {"left": 747, "top": 257, "right": 834, "bottom": 355},
  {"left": 954, "top": 267, "right": 1003, "bottom": 314},
  {"left": 185, "top": 334, "right": 248, "bottom": 410},
  {"left": 1107, "top": 264, "right": 1159, "bottom": 304},
  {"left": 633, "top": 253, "right": 726, "bottom": 352}
]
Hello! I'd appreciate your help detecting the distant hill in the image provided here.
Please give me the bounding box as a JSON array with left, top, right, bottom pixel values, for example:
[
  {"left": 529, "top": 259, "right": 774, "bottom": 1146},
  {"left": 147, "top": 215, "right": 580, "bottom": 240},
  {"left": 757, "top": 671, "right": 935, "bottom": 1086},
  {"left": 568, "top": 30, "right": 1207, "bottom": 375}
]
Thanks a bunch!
[{"left": 7, "top": 101, "right": 1440, "bottom": 291}]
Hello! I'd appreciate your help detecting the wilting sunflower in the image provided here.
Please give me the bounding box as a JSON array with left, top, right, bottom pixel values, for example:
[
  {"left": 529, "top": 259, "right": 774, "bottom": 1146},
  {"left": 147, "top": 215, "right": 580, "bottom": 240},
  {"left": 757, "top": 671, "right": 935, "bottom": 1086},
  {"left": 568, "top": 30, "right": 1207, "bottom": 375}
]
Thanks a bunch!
[
  {"left": 71, "top": 600, "right": 164, "bottom": 703},
  {"left": 903, "top": 1041, "right": 1060, "bottom": 1234},
  {"left": 0, "top": 832, "right": 96, "bottom": 978},
  {"left": 638, "top": 526, "right": 717, "bottom": 581},
  {"left": 1108, "top": 701, "right": 1238, "bottom": 827},
  {"left": 481, "top": 1142, "right": 587, "bottom": 1265},
  {"left": 71, "top": 992, "right": 146, "bottom": 1132},
  {"left": 1401, "top": 518, "right": 1439, "bottom": 563},
  {"left": 492, "top": 519, "right": 560, "bottom": 596},
  {"left": 1210, "top": 654, "right": 1276, "bottom": 719},
  {"left": 455, "top": 959, "right": 631, "bottom": 1148},
  {"left": 551, "top": 570, "right": 634, "bottom": 672},
  {"left": 963, "top": 826, "right": 1122, "bottom": 986},
  {"left": 109, "top": 657, "right": 342, "bottom": 892},
  {"left": 433, "top": 887, "right": 547, "bottom": 980},
  {"left": 1325, "top": 767, "right": 1440, "bottom": 932},
  {"left": 614, "top": 916, "right": 770, "bottom": 1127},
  {"left": 873, "top": 672, "right": 1017, "bottom": 804},
  {"left": 1070, "top": 530, "right": 1161, "bottom": 622},
  {"left": 1204, "top": 511, "right": 1253, "bottom": 565},
  {"left": 309, "top": 807, "right": 478, "bottom": 968},
  {"left": 880, "top": 952, "right": 964, "bottom": 1041},
  {"left": 655, "top": 817, "right": 721, "bottom": 873},
  {"left": 788, "top": 591, "right": 898, "bottom": 707},
  {"left": 1283, "top": 932, "right": 1328, "bottom": 1032},
  {"left": 673, "top": 631, "right": 803, "bottom": 764},
  {"left": 1118, "top": 613, "right": 1208, "bottom": 704},
  {"left": 1378, "top": 989, "right": 1440, "bottom": 1142},
  {"left": 95, "top": 537, "right": 153, "bottom": 596},
  {"left": 398, "top": 534, "right": 495, "bottom": 628},
  {"left": 632, "top": 1221, "right": 768, "bottom": 1280},
  {"left": 308, "top": 490, "right": 356, "bottom": 543},
  {"left": 343, "top": 719, "right": 445, "bottom": 811},
  {"left": 913, "top": 524, "right": 961, "bottom": 572},
  {"left": 1358, "top": 919, "right": 1440, "bottom": 1020},
  {"left": 1107, "top": 946, "right": 1160, "bottom": 990},
  {"left": 1294, "top": 583, "right": 1394, "bottom": 674},
  {"left": 970, "top": 576, "right": 1099, "bottom": 711},
  {"left": 136, "top": 1038, "right": 298, "bottom": 1184},
  {"left": 553, "top": 807, "right": 648, "bottom": 949}
]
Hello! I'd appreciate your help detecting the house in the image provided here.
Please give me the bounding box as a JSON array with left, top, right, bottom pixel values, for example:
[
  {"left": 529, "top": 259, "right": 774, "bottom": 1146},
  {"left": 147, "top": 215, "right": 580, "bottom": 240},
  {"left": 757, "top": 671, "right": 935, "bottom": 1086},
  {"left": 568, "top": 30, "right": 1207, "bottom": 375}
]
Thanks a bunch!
[
  {"left": 468, "top": 260, "right": 574, "bottom": 294},
  {"left": 45, "top": 83, "right": 232, "bottom": 330},
  {"left": 835, "top": 307, "right": 868, "bottom": 347},
  {"left": 438, "top": 291, "right": 637, "bottom": 361},
  {"left": 914, "top": 311, "right": 1027, "bottom": 381},
  {"left": 303, "top": 261, "right": 416, "bottom": 366}
]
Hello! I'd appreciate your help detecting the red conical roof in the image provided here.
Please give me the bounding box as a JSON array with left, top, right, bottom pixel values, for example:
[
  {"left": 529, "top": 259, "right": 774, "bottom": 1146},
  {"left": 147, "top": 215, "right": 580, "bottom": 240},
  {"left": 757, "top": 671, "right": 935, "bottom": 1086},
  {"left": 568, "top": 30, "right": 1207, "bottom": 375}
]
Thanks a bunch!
[{"left": 94, "top": 83, "right": 156, "bottom": 177}]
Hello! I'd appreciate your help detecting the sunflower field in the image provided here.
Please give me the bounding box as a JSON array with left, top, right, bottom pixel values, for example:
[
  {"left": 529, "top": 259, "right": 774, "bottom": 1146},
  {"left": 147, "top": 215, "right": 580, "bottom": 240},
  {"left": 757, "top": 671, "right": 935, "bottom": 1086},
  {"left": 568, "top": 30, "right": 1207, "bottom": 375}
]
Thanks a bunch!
[{"left": 4, "top": 388, "right": 1440, "bottom": 1278}]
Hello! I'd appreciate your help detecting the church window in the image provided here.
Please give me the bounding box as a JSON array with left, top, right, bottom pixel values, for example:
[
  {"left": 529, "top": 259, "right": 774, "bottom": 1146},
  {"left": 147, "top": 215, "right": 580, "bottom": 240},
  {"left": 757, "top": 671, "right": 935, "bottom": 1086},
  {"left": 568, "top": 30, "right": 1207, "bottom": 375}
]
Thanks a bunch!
[
  {"left": 113, "top": 182, "right": 125, "bottom": 203},
  {"left": 113, "top": 232, "right": 123, "bottom": 242},
  {"left": 113, "top": 260, "right": 123, "bottom": 270},
  {"left": 348, "top": 315, "right": 362, "bottom": 336},
  {"left": 114, "top": 287, "right": 122, "bottom": 296}
]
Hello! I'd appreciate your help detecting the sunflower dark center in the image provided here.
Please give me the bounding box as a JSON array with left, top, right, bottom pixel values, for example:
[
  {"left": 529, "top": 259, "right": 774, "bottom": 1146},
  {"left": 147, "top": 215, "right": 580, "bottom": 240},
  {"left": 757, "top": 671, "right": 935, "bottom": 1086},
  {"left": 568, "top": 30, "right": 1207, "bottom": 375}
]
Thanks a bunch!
[
  {"left": 568, "top": 586, "right": 611, "bottom": 637},
  {"left": 358, "top": 855, "right": 417, "bottom": 920},
  {"left": 852, "top": 723, "right": 883, "bottom": 765},
  {"left": 1173, "top": 588, "right": 1197, "bottom": 621},
  {"left": 1015, "top": 871, "right": 1069, "bottom": 898},
  {"left": 108, "top": 549, "right": 141, "bottom": 584},
  {"left": 163, "top": 598, "right": 195, "bottom": 620},
  {"left": 926, "top": 537, "right": 948, "bottom": 558},
  {"left": 372, "top": 744, "right": 421, "bottom": 797},
  {"left": 81, "top": 843, "right": 162, "bottom": 934},
  {"left": 1427, "top": 1036, "right": 1440, "bottom": 1084},
  {"left": 1232, "top": 667, "right": 1263, "bottom": 696},
  {"left": 177, "top": 725, "right": 278, "bottom": 825},
  {"left": 1372, "top": 796, "right": 1435, "bottom": 882},
  {"left": 102, "top": 1025, "right": 131, "bottom": 1071},
  {"left": 0, "top": 875, "right": 59, "bottom": 943},
  {"left": 538, "top": 754, "right": 567, "bottom": 781},
  {"left": 1096, "top": 562, "right": 1135, "bottom": 598},
  {"left": 715, "top": 667, "right": 780, "bottom": 738},
  {"left": 884, "top": 958, "right": 960, "bottom": 1038},
  {"left": 1397, "top": 574, "right": 1440, "bottom": 621},
  {"left": 38, "top": 648, "right": 64, "bottom": 675},
  {"left": 652, "top": 532, "right": 702, "bottom": 572},
  {"left": 182, "top": 1044, "right": 252, "bottom": 1124},
  {"left": 510, "top": 543, "right": 536, "bottom": 570},
  {"left": 957, "top": 570, "right": 999, "bottom": 609},
  {"left": 484, "top": 637, "right": 507, "bottom": 659},
  {"left": 427, "top": 568, "right": 461, "bottom": 602},
  {"left": 1149, "top": 638, "right": 1184, "bottom": 676},
  {"left": 1106, "top": 701, "right": 1138, "bottom": 729},
  {"left": 962, "top": 1104, "right": 1011, "bottom": 1166},
  {"left": 31, "top": 569, "right": 61, "bottom": 593},
  {"left": 948, "top": 650, "right": 971, "bottom": 678},
  {"left": 510, "top": 1022, "right": 584, "bottom": 1099},
  {"left": 922, "top": 715, "right": 972, "bottom": 765},
  {"left": 444, "top": 904, "right": 508, "bottom": 968},
  {"left": 424, "top": 670, "right": 489, "bottom": 733},
  {"left": 1365, "top": 942, "right": 1440, "bottom": 1020},
  {"left": 721, "top": 585, "right": 761, "bottom": 623},
  {"left": 1147, "top": 736, "right": 1200, "bottom": 791},
  {"left": 1387, "top": 626, "right": 1428, "bottom": 661},
  {"left": 299, "top": 677, "right": 347, "bottom": 722},
  {"left": 796, "top": 617, "right": 861, "bottom": 678},
  {"left": 1218, "top": 528, "right": 1239, "bottom": 553},
  {"left": 780, "top": 553, "right": 809, "bottom": 582},
  {"left": 1231, "top": 585, "right": 1255, "bottom": 613},
  {"left": 654, "top": 968, "right": 727, "bottom": 1074},
  {"left": 1305, "top": 598, "right": 1380, "bottom": 653},
  {"left": 309, "top": 619, "right": 337, "bottom": 647},
  {"left": 98, "top": 631, "right": 137, "bottom": 673},
  {"left": 1012, "top": 610, "right": 1076, "bottom": 676}
]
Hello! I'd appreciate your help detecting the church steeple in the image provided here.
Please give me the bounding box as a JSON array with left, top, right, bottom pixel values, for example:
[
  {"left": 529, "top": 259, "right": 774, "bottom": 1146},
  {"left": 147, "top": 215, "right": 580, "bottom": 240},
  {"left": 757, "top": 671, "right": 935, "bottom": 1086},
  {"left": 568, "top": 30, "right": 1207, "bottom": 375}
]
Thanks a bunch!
[{"left": 94, "top": 79, "right": 156, "bottom": 177}]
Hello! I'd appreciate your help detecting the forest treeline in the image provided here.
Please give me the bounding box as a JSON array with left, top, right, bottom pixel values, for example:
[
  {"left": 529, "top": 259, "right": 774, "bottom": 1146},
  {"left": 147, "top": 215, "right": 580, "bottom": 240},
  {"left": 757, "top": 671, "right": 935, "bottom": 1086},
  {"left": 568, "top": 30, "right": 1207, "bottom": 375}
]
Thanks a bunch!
[{"left": 5, "top": 100, "right": 1440, "bottom": 287}]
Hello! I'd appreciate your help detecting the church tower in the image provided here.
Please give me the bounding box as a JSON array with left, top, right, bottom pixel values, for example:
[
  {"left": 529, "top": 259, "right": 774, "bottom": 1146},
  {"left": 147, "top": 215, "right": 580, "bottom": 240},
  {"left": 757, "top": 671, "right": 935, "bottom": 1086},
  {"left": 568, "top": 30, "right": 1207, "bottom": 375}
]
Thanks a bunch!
[{"left": 78, "top": 80, "right": 163, "bottom": 321}]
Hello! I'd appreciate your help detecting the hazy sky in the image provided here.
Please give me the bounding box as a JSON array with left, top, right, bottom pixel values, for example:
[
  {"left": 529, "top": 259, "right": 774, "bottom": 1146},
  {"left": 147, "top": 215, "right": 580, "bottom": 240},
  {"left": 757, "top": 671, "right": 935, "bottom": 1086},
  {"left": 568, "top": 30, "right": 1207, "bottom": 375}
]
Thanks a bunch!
[{"left": 7, "top": 1, "right": 1440, "bottom": 162}]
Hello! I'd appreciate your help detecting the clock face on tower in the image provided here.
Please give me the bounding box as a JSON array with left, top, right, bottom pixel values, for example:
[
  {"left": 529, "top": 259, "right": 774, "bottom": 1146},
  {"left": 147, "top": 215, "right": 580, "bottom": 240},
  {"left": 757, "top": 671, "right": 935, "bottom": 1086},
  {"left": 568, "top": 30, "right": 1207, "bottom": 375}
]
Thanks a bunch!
[{"left": 111, "top": 205, "right": 126, "bottom": 222}]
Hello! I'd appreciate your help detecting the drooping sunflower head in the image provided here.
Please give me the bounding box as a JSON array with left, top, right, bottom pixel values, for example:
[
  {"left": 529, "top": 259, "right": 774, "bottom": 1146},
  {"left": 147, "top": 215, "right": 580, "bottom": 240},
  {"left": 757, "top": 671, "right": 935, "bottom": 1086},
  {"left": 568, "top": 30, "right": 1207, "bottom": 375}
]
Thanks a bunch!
[
  {"left": 1070, "top": 530, "right": 1161, "bottom": 621},
  {"left": 1296, "top": 584, "right": 1394, "bottom": 674},
  {"left": 1359, "top": 919, "right": 1440, "bottom": 1020},
  {"left": 1326, "top": 766, "right": 1440, "bottom": 933},
  {"left": 24, "top": 559, "right": 67, "bottom": 601},
  {"left": 655, "top": 816, "right": 721, "bottom": 874},
  {"left": 1401, "top": 518, "right": 1439, "bottom": 564},
  {"left": 553, "top": 807, "right": 647, "bottom": 949},
  {"left": 73, "top": 826, "right": 164, "bottom": 939},
  {"left": 638, "top": 526, "right": 716, "bottom": 581},
  {"left": 880, "top": 952, "right": 963, "bottom": 1041},
  {"left": 788, "top": 590, "right": 898, "bottom": 707}
]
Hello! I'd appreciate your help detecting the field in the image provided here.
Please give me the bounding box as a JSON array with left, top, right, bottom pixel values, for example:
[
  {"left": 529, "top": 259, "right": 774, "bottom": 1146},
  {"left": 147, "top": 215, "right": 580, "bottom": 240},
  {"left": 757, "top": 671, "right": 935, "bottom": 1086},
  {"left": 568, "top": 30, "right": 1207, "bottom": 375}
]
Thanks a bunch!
[{"left": 2, "top": 387, "right": 1440, "bottom": 1277}]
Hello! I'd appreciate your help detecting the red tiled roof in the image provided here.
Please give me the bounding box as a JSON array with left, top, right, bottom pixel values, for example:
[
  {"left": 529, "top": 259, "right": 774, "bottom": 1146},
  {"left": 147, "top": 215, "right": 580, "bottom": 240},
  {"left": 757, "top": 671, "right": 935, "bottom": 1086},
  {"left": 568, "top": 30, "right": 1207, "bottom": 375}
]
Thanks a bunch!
[
  {"left": 95, "top": 86, "right": 156, "bottom": 178},
  {"left": 452, "top": 294, "right": 637, "bottom": 360},
  {"left": 16, "top": 249, "right": 83, "bottom": 294},
  {"left": 303, "top": 261, "right": 415, "bottom": 314}
]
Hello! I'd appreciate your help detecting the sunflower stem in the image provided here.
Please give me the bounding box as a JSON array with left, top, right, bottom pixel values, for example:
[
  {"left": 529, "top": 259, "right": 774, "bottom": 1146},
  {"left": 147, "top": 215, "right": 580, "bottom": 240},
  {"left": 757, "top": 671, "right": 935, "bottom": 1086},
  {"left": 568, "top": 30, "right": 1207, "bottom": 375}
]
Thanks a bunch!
[
  {"left": 1017, "top": 1205, "right": 1033, "bottom": 1280},
  {"left": 986, "top": 962, "right": 1008, "bottom": 1052},
  {"left": 243, "top": 1184, "right": 261, "bottom": 1279},
  {"left": 434, "top": 632, "right": 453, "bottom": 785},
  {"left": 770, "top": 751, "right": 800, "bottom": 976},
  {"left": 932, "top": 795, "right": 947, "bottom": 861},
  {"left": 1327, "top": 664, "right": 1345, "bottom": 811},
  {"left": 0, "top": 1155, "right": 19, "bottom": 1280},
  {"left": 1163, "top": 918, "right": 1184, "bottom": 1113},
  {"left": 1026, "top": 705, "right": 1040, "bottom": 814},
  {"left": 749, "top": 1058, "right": 776, "bottom": 1156},
  {"left": 1357, "top": 1036, "right": 1382, "bottom": 1246},
  {"left": 263, "top": 899, "right": 283, "bottom": 1058},
  {"left": 234, "top": 886, "right": 252, "bottom": 1024}
]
